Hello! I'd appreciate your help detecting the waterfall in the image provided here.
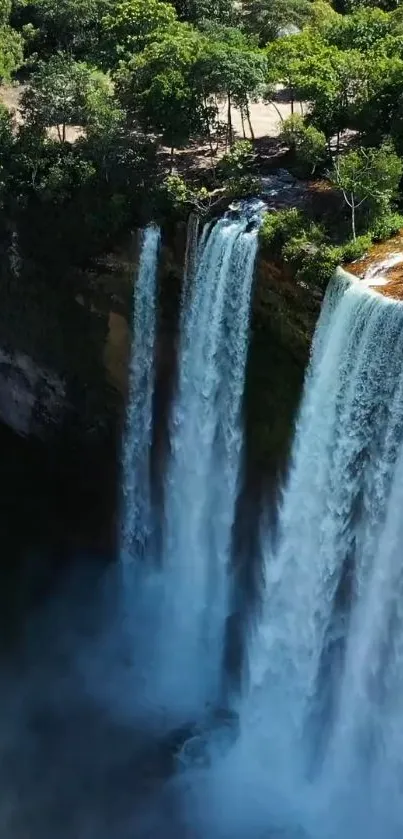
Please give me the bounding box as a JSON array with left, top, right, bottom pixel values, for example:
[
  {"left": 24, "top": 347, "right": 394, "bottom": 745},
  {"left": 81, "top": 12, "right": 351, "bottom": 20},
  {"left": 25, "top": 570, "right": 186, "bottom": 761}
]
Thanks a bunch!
[
  {"left": 249, "top": 270, "right": 403, "bottom": 733},
  {"left": 196, "top": 269, "right": 403, "bottom": 839},
  {"left": 121, "top": 224, "right": 160, "bottom": 562},
  {"left": 151, "top": 209, "right": 260, "bottom": 719}
]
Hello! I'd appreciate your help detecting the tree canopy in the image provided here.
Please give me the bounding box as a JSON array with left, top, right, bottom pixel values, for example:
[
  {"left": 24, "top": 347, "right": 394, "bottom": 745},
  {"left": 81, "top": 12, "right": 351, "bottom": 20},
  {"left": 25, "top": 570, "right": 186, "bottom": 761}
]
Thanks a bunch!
[
  {"left": 243, "top": 0, "right": 313, "bottom": 44},
  {"left": 20, "top": 54, "right": 115, "bottom": 141},
  {"left": 330, "top": 142, "right": 402, "bottom": 238},
  {"left": 1, "top": 0, "right": 403, "bottom": 278},
  {"left": 100, "top": 0, "right": 178, "bottom": 66}
]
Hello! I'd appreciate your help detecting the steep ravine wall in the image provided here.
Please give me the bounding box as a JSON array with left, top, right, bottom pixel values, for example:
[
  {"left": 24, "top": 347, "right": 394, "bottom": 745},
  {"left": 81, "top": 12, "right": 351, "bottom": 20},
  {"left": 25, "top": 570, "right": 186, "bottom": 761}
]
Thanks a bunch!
[
  {"left": 0, "top": 220, "right": 323, "bottom": 630},
  {"left": 0, "top": 255, "right": 128, "bottom": 634},
  {"left": 245, "top": 254, "right": 321, "bottom": 487}
]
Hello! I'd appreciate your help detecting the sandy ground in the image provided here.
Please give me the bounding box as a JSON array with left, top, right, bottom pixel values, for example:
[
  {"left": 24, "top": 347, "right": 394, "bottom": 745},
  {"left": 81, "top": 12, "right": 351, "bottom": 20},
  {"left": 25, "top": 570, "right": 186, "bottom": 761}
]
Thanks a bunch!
[
  {"left": 0, "top": 82, "right": 22, "bottom": 119},
  {"left": 0, "top": 83, "right": 84, "bottom": 141},
  {"left": 348, "top": 233, "right": 403, "bottom": 299},
  {"left": 0, "top": 82, "right": 293, "bottom": 141},
  {"left": 218, "top": 98, "right": 293, "bottom": 139}
]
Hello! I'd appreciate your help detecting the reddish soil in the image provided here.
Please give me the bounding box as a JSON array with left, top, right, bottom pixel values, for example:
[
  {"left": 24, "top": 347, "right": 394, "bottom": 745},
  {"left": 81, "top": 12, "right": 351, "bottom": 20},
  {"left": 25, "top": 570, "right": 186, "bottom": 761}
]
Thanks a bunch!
[{"left": 347, "top": 233, "right": 403, "bottom": 300}]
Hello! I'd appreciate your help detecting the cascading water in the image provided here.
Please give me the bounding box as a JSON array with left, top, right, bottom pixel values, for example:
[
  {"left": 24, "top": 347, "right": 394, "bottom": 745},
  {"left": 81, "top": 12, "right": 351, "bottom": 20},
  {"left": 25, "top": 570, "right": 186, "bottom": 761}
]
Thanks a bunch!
[
  {"left": 150, "top": 207, "right": 261, "bottom": 719},
  {"left": 189, "top": 268, "right": 403, "bottom": 839},
  {"left": 121, "top": 223, "right": 160, "bottom": 562},
  {"left": 118, "top": 215, "right": 403, "bottom": 837},
  {"left": 118, "top": 207, "right": 261, "bottom": 724},
  {"left": 249, "top": 271, "right": 403, "bottom": 731}
]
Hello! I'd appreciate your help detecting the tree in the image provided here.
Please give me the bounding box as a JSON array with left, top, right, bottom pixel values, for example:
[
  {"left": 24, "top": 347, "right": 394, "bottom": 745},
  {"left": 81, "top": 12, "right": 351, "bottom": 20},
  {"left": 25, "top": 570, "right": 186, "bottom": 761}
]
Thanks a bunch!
[
  {"left": 242, "top": 0, "right": 313, "bottom": 45},
  {"left": 100, "top": 0, "right": 178, "bottom": 67},
  {"left": 355, "top": 52, "right": 403, "bottom": 142},
  {"left": 321, "top": 7, "right": 393, "bottom": 51},
  {"left": 194, "top": 29, "right": 266, "bottom": 143},
  {"left": 11, "top": 0, "right": 112, "bottom": 58},
  {"left": 217, "top": 139, "right": 255, "bottom": 178},
  {"left": 172, "top": 0, "right": 238, "bottom": 25},
  {"left": 20, "top": 54, "right": 116, "bottom": 142},
  {"left": 280, "top": 114, "right": 327, "bottom": 175},
  {"left": 117, "top": 26, "right": 206, "bottom": 167},
  {"left": 0, "top": 102, "right": 15, "bottom": 212},
  {"left": 302, "top": 46, "right": 364, "bottom": 145},
  {"left": 343, "top": 0, "right": 398, "bottom": 10},
  {"left": 0, "top": 0, "right": 23, "bottom": 81},
  {"left": 330, "top": 143, "right": 402, "bottom": 239},
  {"left": 0, "top": 21, "right": 22, "bottom": 78},
  {"left": 266, "top": 33, "right": 366, "bottom": 143},
  {"left": 391, "top": 88, "right": 403, "bottom": 154},
  {"left": 308, "top": 0, "right": 338, "bottom": 30},
  {"left": 266, "top": 31, "right": 325, "bottom": 115}
]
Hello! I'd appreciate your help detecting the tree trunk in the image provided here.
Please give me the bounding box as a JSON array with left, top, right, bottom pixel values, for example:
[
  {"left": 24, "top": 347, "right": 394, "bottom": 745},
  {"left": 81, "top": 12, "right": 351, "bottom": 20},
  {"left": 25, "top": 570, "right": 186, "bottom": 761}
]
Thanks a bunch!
[
  {"left": 351, "top": 194, "right": 356, "bottom": 241},
  {"left": 206, "top": 121, "right": 216, "bottom": 179},
  {"left": 103, "top": 154, "right": 109, "bottom": 184},
  {"left": 240, "top": 106, "right": 247, "bottom": 139},
  {"left": 270, "top": 100, "right": 285, "bottom": 124},
  {"left": 227, "top": 92, "right": 233, "bottom": 148},
  {"left": 62, "top": 123, "right": 66, "bottom": 143},
  {"left": 57, "top": 124, "right": 63, "bottom": 143},
  {"left": 245, "top": 100, "right": 255, "bottom": 141},
  {"left": 207, "top": 123, "right": 215, "bottom": 161},
  {"left": 170, "top": 145, "right": 175, "bottom": 173},
  {"left": 290, "top": 88, "right": 295, "bottom": 115}
]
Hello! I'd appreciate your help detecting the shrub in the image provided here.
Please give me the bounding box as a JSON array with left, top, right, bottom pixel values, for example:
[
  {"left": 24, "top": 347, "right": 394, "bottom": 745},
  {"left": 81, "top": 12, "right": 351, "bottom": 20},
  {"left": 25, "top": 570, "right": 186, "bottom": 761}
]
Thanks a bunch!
[
  {"left": 295, "top": 245, "right": 340, "bottom": 289},
  {"left": 259, "top": 208, "right": 305, "bottom": 253},
  {"left": 337, "top": 234, "right": 372, "bottom": 262},
  {"left": 282, "top": 223, "right": 326, "bottom": 263},
  {"left": 218, "top": 140, "right": 255, "bottom": 181},
  {"left": 370, "top": 212, "right": 403, "bottom": 242},
  {"left": 160, "top": 174, "right": 190, "bottom": 209},
  {"left": 280, "top": 114, "right": 327, "bottom": 176},
  {"left": 225, "top": 174, "right": 261, "bottom": 198}
]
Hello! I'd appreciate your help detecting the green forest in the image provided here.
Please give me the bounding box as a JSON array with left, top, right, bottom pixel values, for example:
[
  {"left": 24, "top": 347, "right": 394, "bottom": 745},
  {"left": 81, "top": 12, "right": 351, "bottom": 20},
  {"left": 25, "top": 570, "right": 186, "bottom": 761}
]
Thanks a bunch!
[{"left": 2, "top": 0, "right": 403, "bottom": 282}]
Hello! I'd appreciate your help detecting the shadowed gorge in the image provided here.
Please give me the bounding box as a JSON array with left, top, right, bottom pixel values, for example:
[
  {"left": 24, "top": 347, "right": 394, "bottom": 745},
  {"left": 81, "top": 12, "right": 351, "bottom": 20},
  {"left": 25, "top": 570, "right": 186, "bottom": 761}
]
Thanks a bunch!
[
  {"left": 1, "top": 218, "right": 403, "bottom": 837},
  {"left": 3, "top": 0, "right": 403, "bottom": 832}
]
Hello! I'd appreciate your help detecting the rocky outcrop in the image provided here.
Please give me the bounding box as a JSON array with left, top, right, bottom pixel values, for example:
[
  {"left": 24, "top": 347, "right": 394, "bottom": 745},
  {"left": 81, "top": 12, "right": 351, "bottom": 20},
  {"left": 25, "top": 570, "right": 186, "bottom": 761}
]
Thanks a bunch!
[
  {"left": 245, "top": 254, "right": 322, "bottom": 487},
  {"left": 0, "top": 348, "right": 66, "bottom": 437}
]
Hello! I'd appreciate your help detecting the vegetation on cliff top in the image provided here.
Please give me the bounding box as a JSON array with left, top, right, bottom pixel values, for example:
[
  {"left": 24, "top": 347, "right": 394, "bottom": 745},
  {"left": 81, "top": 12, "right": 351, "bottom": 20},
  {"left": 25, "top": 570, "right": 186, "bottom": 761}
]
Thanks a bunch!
[{"left": 0, "top": 0, "right": 402, "bottom": 277}]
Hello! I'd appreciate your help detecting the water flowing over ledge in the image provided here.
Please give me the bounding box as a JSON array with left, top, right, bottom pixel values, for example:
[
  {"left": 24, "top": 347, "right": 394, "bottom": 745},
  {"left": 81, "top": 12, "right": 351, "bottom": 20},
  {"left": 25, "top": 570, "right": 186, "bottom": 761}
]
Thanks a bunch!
[
  {"left": 3, "top": 248, "right": 403, "bottom": 839},
  {"left": 188, "top": 267, "right": 403, "bottom": 839},
  {"left": 121, "top": 224, "right": 161, "bottom": 562},
  {"left": 120, "top": 206, "right": 262, "bottom": 723}
]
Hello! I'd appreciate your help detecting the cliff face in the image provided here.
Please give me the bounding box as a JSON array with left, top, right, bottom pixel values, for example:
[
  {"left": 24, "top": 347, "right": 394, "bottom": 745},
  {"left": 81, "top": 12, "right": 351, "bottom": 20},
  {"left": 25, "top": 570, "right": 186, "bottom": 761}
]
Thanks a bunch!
[
  {"left": 0, "top": 250, "right": 129, "bottom": 618},
  {"left": 245, "top": 254, "right": 321, "bottom": 489},
  {"left": 0, "top": 221, "right": 322, "bottom": 592},
  {"left": 0, "top": 347, "right": 65, "bottom": 437}
]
